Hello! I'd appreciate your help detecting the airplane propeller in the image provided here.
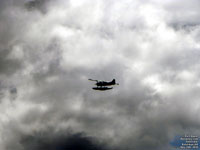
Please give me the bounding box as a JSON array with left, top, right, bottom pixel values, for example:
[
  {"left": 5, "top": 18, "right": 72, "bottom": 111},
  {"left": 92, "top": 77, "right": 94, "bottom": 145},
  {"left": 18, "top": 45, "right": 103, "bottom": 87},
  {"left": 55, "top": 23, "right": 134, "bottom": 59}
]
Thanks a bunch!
[{"left": 88, "top": 79, "right": 98, "bottom": 82}]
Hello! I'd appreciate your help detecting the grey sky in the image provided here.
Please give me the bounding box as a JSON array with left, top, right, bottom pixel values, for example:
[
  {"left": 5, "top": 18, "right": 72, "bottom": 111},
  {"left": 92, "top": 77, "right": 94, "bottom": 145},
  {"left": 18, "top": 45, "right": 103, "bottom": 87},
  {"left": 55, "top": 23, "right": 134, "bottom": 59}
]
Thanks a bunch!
[{"left": 1, "top": 0, "right": 200, "bottom": 150}]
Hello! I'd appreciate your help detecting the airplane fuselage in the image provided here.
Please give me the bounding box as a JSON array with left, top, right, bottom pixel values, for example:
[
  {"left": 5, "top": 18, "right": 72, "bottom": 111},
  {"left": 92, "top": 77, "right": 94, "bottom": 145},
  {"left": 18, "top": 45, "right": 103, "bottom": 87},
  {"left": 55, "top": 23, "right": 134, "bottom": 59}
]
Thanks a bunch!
[{"left": 96, "top": 79, "right": 115, "bottom": 87}]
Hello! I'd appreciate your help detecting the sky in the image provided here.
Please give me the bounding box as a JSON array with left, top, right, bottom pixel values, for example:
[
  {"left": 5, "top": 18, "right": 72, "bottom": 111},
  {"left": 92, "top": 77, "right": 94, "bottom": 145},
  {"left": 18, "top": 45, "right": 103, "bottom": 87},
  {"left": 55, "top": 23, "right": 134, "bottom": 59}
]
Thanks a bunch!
[{"left": 1, "top": 0, "right": 200, "bottom": 150}]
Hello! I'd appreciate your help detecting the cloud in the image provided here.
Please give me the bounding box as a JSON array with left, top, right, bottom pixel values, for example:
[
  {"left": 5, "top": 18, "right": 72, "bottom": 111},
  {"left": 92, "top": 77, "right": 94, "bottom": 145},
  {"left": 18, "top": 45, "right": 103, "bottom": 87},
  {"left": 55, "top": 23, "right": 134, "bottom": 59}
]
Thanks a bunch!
[
  {"left": 24, "top": 0, "right": 50, "bottom": 13},
  {"left": 0, "top": 0, "right": 200, "bottom": 150},
  {"left": 18, "top": 130, "right": 110, "bottom": 150}
]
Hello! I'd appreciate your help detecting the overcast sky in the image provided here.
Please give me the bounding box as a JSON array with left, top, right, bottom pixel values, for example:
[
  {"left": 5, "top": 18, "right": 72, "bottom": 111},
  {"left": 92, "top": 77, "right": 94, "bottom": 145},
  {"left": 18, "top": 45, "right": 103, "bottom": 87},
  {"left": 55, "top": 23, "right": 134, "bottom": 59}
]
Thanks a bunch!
[{"left": 1, "top": 0, "right": 200, "bottom": 150}]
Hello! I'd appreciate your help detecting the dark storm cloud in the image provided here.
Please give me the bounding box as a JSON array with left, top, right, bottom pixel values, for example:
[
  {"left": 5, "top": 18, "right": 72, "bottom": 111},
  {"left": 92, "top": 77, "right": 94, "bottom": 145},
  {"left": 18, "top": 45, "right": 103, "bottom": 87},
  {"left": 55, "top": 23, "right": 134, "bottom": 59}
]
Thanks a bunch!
[
  {"left": 1, "top": 0, "right": 200, "bottom": 150},
  {"left": 0, "top": 0, "right": 27, "bottom": 103},
  {"left": 19, "top": 130, "right": 110, "bottom": 150},
  {"left": 25, "top": 0, "right": 49, "bottom": 13},
  {"left": 0, "top": 49, "right": 22, "bottom": 75}
]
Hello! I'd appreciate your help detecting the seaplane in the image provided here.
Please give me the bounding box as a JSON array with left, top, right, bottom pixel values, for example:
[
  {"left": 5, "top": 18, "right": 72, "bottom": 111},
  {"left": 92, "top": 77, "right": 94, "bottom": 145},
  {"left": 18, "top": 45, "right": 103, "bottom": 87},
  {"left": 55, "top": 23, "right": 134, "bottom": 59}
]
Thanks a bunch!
[{"left": 88, "top": 79, "right": 119, "bottom": 91}]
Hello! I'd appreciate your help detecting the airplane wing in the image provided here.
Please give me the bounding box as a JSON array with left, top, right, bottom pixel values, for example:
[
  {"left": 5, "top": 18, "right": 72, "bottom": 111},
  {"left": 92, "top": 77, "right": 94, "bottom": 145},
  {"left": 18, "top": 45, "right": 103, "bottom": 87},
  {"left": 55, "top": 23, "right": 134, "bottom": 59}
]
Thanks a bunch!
[{"left": 88, "top": 79, "right": 98, "bottom": 82}]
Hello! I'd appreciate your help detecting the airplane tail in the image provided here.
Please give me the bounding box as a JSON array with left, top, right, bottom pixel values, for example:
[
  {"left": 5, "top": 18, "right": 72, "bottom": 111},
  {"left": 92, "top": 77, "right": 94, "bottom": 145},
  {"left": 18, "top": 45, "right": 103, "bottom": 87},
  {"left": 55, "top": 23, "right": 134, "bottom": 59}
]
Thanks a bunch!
[
  {"left": 112, "top": 79, "right": 119, "bottom": 85},
  {"left": 112, "top": 79, "right": 116, "bottom": 84}
]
